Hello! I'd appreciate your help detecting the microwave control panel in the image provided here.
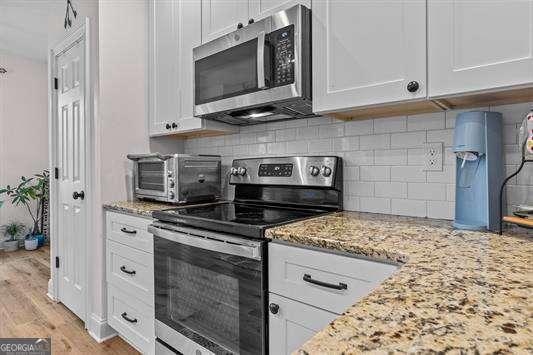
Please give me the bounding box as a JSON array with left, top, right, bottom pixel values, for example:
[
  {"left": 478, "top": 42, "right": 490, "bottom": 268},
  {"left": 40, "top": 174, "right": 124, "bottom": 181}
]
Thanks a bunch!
[{"left": 271, "top": 25, "right": 295, "bottom": 87}]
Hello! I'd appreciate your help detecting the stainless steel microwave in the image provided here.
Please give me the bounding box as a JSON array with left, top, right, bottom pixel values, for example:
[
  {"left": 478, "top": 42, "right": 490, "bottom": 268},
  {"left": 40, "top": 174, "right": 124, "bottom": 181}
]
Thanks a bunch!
[
  {"left": 126, "top": 153, "right": 221, "bottom": 204},
  {"left": 193, "top": 4, "right": 312, "bottom": 125}
]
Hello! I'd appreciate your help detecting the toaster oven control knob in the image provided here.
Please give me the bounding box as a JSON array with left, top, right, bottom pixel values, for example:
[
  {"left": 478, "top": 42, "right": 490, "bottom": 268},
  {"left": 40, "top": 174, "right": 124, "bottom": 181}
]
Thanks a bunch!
[
  {"left": 168, "top": 178, "right": 175, "bottom": 188},
  {"left": 237, "top": 167, "right": 247, "bottom": 176},
  {"left": 169, "top": 191, "right": 175, "bottom": 199},
  {"left": 308, "top": 165, "right": 320, "bottom": 176},
  {"left": 269, "top": 303, "right": 279, "bottom": 314},
  {"left": 321, "top": 166, "right": 332, "bottom": 177}
]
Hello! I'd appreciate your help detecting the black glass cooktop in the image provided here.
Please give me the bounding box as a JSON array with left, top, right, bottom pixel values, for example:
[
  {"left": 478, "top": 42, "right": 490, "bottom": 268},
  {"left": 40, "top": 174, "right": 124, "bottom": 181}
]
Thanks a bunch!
[{"left": 152, "top": 202, "right": 329, "bottom": 239}]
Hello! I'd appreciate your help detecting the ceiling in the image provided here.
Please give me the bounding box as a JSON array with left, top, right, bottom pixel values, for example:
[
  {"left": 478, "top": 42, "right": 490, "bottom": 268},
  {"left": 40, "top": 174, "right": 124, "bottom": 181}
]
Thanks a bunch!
[{"left": 0, "top": 0, "right": 73, "bottom": 61}]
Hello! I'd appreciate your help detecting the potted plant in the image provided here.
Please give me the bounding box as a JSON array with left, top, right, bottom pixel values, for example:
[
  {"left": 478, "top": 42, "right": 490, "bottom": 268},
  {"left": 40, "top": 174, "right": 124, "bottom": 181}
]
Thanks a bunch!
[
  {"left": 3, "top": 222, "right": 25, "bottom": 252},
  {"left": 0, "top": 170, "right": 49, "bottom": 246},
  {"left": 24, "top": 234, "right": 38, "bottom": 251}
]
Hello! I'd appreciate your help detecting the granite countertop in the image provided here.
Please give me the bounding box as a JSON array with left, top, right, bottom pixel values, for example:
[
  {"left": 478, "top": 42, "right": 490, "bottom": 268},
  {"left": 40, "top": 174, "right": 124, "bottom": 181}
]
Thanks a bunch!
[
  {"left": 103, "top": 200, "right": 176, "bottom": 217},
  {"left": 266, "top": 212, "right": 532, "bottom": 354}
]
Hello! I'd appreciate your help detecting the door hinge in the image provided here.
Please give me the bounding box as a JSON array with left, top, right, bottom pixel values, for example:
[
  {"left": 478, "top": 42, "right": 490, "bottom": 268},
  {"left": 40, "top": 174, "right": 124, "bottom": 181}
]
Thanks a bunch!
[
  {"left": 54, "top": 77, "right": 58, "bottom": 90},
  {"left": 54, "top": 167, "right": 59, "bottom": 179},
  {"left": 55, "top": 256, "right": 60, "bottom": 268}
]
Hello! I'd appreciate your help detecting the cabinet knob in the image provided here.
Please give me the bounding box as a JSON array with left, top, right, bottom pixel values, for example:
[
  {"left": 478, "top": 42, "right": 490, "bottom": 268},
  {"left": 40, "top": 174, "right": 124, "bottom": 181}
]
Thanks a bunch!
[
  {"left": 172, "top": 122, "right": 178, "bottom": 129},
  {"left": 165, "top": 123, "right": 171, "bottom": 129},
  {"left": 248, "top": 18, "right": 254, "bottom": 24},
  {"left": 407, "top": 81, "right": 420, "bottom": 93},
  {"left": 237, "top": 22, "right": 243, "bottom": 29},
  {"left": 269, "top": 303, "right": 279, "bottom": 314}
]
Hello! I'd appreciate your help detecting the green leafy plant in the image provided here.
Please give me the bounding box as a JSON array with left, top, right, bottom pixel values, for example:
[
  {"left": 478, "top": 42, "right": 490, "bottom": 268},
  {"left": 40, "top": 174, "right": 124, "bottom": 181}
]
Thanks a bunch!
[
  {"left": 0, "top": 170, "right": 49, "bottom": 236},
  {"left": 4, "top": 222, "right": 25, "bottom": 241}
]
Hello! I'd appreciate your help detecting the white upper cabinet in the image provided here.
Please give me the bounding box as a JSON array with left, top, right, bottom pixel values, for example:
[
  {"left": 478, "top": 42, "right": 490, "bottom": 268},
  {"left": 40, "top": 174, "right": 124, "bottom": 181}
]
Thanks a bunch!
[
  {"left": 149, "top": 0, "right": 233, "bottom": 137},
  {"left": 201, "top": 0, "right": 250, "bottom": 43},
  {"left": 428, "top": 0, "right": 533, "bottom": 98},
  {"left": 249, "top": 0, "right": 310, "bottom": 21},
  {"left": 312, "top": 0, "right": 427, "bottom": 114}
]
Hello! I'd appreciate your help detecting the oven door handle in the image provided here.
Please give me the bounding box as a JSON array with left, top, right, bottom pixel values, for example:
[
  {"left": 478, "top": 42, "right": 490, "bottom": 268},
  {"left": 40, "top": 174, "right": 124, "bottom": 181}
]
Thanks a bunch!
[
  {"left": 257, "top": 31, "right": 266, "bottom": 89},
  {"left": 148, "top": 225, "right": 262, "bottom": 260}
]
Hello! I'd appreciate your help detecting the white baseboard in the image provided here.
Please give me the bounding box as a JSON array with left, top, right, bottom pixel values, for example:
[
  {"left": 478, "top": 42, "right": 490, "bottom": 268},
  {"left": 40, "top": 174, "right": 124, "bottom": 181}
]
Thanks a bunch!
[
  {"left": 87, "top": 313, "right": 117, "bottom": 343},
  {"left": 47, "top": 278, "right": 58, "bottom": 301}
]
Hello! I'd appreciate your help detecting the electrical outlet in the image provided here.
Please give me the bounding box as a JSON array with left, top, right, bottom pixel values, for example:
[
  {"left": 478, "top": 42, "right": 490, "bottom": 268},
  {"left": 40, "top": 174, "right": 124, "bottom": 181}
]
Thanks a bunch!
[{"left": 423, "top": 142, "right": 443, "bottom": 171}]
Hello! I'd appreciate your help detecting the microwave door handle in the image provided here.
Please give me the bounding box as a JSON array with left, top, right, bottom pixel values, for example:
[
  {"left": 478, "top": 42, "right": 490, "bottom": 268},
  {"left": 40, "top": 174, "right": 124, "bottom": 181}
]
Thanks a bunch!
[{"left": 257, "top": 31, "right": 266, "bottom": 89}]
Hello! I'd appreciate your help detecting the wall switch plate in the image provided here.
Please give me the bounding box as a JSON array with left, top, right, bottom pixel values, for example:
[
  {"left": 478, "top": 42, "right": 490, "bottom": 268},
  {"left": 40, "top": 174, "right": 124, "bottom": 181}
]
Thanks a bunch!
[{"left": 423, "top": 142, "right": 443, "bottom": 171}]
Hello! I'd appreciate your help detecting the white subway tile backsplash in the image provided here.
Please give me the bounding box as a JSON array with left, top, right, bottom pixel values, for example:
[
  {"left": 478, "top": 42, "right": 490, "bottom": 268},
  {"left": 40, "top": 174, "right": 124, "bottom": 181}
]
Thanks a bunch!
[
  {"left": 333, "top": 136, "right": 359, "bottom": 151},
  {"left": 408, "top": 183, "right": 446, "bottom": 201},
  {"left": 390, "top": 131, "right": 426, "bottom": 148},
  {"left": 319, "top": 123, "right": 344, "bottom": 138},
  {"left": 375, "top": 182, "right": 408, "bottom": 199},
  {"left": 391, "top": 166, "right": 426, "bottom": 182},
  {"left": 373, "top": 116, "right": 406, "bottom": 133},
  {"left": 427, "top": 129, "right": 454, "bottom": 147},
  {"left": 360, "top": 197, "right": 391, "bottom": 214},
  {"left": 427, "top": 201, "right": 454, "bottom": 219},
  {"left": 182, "top": 102, "right": 532, "bottom": 221},
  {"left": 407, "top": 112, "right": 445, "bottom": 131},
  {"left": 342, "top": 150, "right": 374, "bottom": 166},
  {"left": 391, "top": 199, "right": 426, "bottom": 217},
  {"left": 360, "top": 134, "right": 390, "bottom": 150},
  {"left": 374, "top": 149, "right": 407, "bottom": 166},
  {"left": 360, "top": 166, "right": 390, "bottom": 182},
  {"left": 309, "top": 138, "right": 332, "bottom": 152},
  {"left": 345, "top": 119, "right": 373, "bottom": 136}
]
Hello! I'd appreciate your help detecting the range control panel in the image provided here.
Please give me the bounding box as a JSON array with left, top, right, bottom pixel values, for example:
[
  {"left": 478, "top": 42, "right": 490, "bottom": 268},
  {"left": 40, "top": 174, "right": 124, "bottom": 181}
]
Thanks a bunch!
[
  {"left": 258, "top": 163, "right": 293, "bottom": 177},
  {"left": 271, "top": 25, "right": 295, "bottom": 87}
]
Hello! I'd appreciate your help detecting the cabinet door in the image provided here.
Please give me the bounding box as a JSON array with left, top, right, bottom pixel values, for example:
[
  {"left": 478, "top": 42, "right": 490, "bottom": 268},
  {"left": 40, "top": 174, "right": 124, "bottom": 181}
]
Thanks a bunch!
[
  {"left": 248, "top": 0, "right": 310, "bottom": 22},
  {"left": 268, "top": 293, "right": 337, "bottom": 355},
  {"left": 201, "top": 0, "right": 249, "bottom": 43},
  {"left": 312, "top": 0, "right": 427, "bottom": 114},
  {"left": 148, "top": 0, "right": 179, "bottom": 136},
  {"left": 428, "top": 0, "right": 533, "bottom": 97}
]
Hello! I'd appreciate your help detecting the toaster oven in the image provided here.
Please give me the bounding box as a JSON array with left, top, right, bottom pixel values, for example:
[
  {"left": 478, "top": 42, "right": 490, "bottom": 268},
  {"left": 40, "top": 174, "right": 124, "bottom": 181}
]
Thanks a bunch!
[{"left": 127, "top": 153, "right": 221, "bottom": 204}]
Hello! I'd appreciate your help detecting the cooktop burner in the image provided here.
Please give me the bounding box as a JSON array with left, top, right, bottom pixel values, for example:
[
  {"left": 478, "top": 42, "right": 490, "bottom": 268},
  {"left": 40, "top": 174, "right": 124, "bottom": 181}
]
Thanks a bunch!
[{"left": 152, "top": 202, "right": 330, "bottom": 239}]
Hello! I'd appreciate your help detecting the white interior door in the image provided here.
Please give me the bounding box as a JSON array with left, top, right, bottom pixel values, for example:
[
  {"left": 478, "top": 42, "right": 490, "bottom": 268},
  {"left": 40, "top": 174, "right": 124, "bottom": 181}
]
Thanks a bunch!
[{"left": 55, "top": 38, "right": 86, "bottom": 321}]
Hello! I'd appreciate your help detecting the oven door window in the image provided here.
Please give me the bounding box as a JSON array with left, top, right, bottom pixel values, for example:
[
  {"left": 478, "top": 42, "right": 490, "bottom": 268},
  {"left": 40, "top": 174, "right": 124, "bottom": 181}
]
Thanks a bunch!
[
  {"left": 155, "top": 236, "right": 265, "bottom": 355},
  {"left": 195, "top": 38, "right": 263, "bottom": 105},
  {"left": 138, "top": 162, "right": 165, "bottom": 192}
]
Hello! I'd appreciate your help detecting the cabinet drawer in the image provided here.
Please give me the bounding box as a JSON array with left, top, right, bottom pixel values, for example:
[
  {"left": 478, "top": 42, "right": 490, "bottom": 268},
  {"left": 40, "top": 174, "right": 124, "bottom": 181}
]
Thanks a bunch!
[
  {"left": 269, "top": 242, "right": 398, "bottom": 314},
  {"left": 106, "top": 211, "right": 153, "bottom": 253},
  {"left": 108, "top": 285, "right": 154, "bottom": 354},
  {"left": 268, "top": 293, "right": 336, "bottom": 355},
  {"left": 107, "top": 240, "right": 154, "bottom": 307}
]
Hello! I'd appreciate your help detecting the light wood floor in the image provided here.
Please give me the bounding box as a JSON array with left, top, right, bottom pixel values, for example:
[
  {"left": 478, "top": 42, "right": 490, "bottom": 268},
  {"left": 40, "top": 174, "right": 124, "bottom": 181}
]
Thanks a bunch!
[{"left": 0, "top": 245, "right": 139, "bottom": 354}]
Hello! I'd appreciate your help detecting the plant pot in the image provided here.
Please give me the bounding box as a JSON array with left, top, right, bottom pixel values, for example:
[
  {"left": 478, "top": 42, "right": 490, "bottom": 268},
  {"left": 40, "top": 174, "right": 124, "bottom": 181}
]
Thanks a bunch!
[
  {"left": 3, "top": 240, "right": 19, "bottom": 252},
  {"left": 35, "top": 234, "right": 45, "bottom": 247},
  {"left": 24, "top": 238, "right": 38, "bottom": 251}
]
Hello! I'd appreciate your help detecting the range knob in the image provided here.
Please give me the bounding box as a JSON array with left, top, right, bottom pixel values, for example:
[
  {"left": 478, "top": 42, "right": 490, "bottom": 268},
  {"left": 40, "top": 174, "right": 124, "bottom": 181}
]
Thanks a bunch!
[
  {"left": 308, "top": 165, "right": 320, "bottom": 176},
  {"left": 169, "top": 191, "right": 175, "bottom": 199},
  {"left": 168, "top": 178, "right": 175, "bottom": 188},
  {"left": 167, "top": 170, "right": 173, "bottom": 177},
  {"left": 321, "top": 166, "right": 332, "bottom": 177}
]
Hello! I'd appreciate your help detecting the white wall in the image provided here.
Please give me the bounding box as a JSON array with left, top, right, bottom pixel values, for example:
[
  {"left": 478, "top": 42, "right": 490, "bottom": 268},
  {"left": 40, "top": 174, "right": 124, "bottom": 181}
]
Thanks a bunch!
[
  {"left": 0, "top": 54, "right": 49, "bottom": 227},
  {"left": 184, "top": 102, "right": 533, "bottom": 220}
]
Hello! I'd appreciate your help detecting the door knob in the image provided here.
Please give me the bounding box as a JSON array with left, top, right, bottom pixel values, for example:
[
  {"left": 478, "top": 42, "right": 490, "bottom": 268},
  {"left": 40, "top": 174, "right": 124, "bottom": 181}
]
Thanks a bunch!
[
  {"left": 269, "top": 303, "right": 279, "bottom": 314},
  {"left": 407, "top": 81, "right": 420, "bottom": 93},
  {"left": 72, "top": 191, "right": 85, "bottom": 200}
]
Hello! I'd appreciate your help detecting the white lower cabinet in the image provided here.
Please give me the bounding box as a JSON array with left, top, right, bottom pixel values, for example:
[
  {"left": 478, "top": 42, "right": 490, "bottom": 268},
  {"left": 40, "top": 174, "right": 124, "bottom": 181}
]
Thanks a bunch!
[
  {"left": 106, "top": 211, "right": 155, "bottom": 355},
  {"left": 268, "top": 293, "right": 336, "bottom": 355},
  {"left": 268, "top": 242, "right": 398, "bottom": 353}
]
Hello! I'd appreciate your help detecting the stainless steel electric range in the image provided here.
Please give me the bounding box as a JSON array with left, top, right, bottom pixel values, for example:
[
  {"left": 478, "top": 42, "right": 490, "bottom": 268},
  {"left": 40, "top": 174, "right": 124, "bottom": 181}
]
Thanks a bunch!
[{"left": 148, "top": 156, "right": 343, "bottom": 355}]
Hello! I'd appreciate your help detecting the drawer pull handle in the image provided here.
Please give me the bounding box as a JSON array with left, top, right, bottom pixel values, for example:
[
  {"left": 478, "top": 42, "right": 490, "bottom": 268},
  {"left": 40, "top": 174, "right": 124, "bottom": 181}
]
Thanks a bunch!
[
  {"left": 303, "top": 274, "right": 347, "bottom": 290},
  {"left": 121, "top": 312, "right": 138, "bottom": 323},
  {"left": 120, "top": 265, "right": 136, "bottom": 275},
  {"left": 120, "top": 227, "right": 137, "bottom": 234}
]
